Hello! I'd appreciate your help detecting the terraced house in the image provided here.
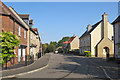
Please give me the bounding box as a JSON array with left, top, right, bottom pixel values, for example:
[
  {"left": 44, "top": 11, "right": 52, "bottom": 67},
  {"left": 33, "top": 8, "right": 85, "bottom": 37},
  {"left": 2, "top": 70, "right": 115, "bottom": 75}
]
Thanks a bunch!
[
  {"left": 79, "top": 13, "right": 114, "bottom": 58},
  {"left": 1, "top": 2, "right": 28, "bottom": 66},
  {"left": 0, "top": 2, "right": 41, "bottom": 67},
  {"left": 33, "top": 28, "right": 41, "bottom": 59},
  {"left": 8, "top": 7, "right": 31, "bottom": 62}
]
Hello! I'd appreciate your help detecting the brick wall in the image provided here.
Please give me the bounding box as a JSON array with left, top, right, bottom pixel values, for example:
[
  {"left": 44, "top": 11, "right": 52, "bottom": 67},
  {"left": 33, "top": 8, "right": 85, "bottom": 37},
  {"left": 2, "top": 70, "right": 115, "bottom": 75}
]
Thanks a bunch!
[{"left": 1, "top": 15, "right": 28, "bottom": 67}]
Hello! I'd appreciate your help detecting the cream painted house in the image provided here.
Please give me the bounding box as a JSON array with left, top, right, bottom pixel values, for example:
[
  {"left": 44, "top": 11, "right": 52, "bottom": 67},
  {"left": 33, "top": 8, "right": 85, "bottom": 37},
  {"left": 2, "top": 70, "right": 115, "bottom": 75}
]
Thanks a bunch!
[
  {"left": 33, "top": 28, "right": 41, "bottom": 58},
  {"left": 63, "top": 35, "right": 79, "bottom": 51},
  {"left": 30, "top": 28, "right": 38, "bottom": 60},
  {"left": 112, "top": 16, "right": 120, "bottom": 59},
  {"left": 79, "top": 13, "right": 114, "bottom": 58}
]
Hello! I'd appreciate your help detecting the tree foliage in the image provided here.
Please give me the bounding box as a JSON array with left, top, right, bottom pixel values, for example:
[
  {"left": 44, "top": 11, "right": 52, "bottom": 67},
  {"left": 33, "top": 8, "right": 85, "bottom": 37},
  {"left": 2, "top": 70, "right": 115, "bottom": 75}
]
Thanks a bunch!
[
  {"left": 57, "top": 37, "right": 70, "bottom": 47},
  {"left": 43, "top": 37, "right": 70, "bottom": 53},
  {"left": 0, "top": 32, "right": 21, "bottom": 66}
]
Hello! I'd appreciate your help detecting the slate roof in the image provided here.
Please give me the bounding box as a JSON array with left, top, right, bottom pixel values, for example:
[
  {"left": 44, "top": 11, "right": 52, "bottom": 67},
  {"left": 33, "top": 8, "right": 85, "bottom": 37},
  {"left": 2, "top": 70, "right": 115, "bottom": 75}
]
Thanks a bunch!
[
  {"left": 112, "top": 16, "right": 120, "bottom": 24},
  {"left": 19, "top": 14, "right": 30, "bottom": 19},
  {"left": 79, "top": 20, "right": 102, "bottom": 39}
]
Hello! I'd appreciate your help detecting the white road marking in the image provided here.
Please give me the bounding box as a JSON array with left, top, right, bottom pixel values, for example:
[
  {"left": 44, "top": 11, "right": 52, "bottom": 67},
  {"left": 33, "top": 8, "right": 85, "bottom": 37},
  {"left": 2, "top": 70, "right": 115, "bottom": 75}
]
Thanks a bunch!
[{"left": 100, "top": 66, "right": 112, "bottom": 80}]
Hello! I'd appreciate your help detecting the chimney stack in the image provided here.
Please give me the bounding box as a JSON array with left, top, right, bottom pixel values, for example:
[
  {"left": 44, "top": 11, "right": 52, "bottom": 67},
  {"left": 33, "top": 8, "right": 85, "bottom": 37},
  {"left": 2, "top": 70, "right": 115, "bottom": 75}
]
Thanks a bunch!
[
  {"left": 73, "top": 34, "right": 75, "bottom": 37},
  {"left": 87, "top": 24, "right": 92, "bottom": 32},
  {"left": 102, "top": 13, "right": 108, "bottom": 38}
]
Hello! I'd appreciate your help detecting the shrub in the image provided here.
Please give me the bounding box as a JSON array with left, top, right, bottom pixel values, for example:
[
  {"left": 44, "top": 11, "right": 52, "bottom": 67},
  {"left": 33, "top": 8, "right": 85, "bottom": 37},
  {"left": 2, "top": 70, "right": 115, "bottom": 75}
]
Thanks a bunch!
[
  {"left": 58, "top": 48, "right": 63, "bottom": 53},
  {"left": 84, "top": 51, "right": 91, "bottom": 57},
  {"left": 0, "top": 32, "right": 21, "bottom": 67},
  {"left": 68, "top": 49, "right": 79, "bottom": 55}
]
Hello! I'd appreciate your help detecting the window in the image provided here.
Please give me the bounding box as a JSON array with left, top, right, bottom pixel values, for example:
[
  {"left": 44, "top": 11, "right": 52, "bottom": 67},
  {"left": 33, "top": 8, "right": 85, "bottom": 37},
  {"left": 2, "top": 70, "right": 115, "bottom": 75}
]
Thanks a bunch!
[
  {"left": 81, "top": 40, "right": 82, "bottom": 42},
  {"left": 19, "top": 26, "right": 21, "bottom": 36},
  {"left": 119, "top": 26, "right": 120, "bottom": 36},
  {"left": 24, "top": 30, "right": 26, "bottom": 38},
  {"left": 88, "top": 37, "right": 90, "bottom": 43}
]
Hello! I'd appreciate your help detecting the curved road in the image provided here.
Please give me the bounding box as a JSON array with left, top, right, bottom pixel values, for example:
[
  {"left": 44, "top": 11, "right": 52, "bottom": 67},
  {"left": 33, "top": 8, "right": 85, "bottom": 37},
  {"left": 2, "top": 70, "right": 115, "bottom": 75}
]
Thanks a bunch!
[{"left": 16, "top": 53, "right": 120, "bottom": 79}]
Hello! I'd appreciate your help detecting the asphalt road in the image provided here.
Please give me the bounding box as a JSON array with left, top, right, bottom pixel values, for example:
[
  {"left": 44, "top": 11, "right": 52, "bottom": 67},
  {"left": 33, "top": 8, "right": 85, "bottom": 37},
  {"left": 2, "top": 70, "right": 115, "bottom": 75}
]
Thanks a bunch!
[{"left": 14, "top": 53, "right": 120, "bottom": 79}]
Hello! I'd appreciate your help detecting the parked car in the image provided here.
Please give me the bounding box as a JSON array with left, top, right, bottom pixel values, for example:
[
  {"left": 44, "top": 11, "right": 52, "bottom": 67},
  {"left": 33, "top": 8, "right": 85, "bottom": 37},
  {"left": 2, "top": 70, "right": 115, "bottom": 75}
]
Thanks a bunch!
[{"left": 54, "top": 50, "right": 58, "bottom": 54}]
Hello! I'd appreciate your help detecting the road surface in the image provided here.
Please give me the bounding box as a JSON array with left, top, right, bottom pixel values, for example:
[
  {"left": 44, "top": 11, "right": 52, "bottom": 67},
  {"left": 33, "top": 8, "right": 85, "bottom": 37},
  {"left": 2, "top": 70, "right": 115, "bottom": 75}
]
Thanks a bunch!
[{"left": 14, "top": 53, "right": 120, "bottom": 79}]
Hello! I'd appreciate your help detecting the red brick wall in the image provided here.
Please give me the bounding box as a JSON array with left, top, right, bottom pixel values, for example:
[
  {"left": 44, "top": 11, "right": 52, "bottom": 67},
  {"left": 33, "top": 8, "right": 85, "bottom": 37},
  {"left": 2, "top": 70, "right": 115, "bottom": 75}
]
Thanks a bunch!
[{"left": 1, "top": 15, "right": 28, "bottom": 67}]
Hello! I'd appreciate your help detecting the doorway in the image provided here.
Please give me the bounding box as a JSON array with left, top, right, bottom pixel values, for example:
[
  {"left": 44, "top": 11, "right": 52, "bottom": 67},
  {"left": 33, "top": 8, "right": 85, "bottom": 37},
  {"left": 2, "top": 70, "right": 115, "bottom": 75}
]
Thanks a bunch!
[{"left": 103, "top": 47, "right": 109, "bottom": 58}]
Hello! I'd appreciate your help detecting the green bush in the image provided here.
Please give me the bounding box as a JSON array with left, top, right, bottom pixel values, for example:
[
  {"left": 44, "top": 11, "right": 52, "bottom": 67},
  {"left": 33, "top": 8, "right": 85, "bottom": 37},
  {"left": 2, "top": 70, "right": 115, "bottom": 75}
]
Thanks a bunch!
[
  {"left": 58, "top": 48, "right": 63, "bottom": 53},
  {"left": 84, "top": 51, "right": 91, "bottom": 57},
  {"left": 68, "top": 49, "right": 79, "bottom": 55}
]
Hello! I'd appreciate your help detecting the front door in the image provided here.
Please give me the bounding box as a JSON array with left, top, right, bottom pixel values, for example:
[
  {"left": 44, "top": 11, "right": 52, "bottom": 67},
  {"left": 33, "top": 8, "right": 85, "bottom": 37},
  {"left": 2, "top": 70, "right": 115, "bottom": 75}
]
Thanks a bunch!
[
  {"left": 23, "top": 48, "right": 25, "bottom": 61},
  {"left": 103, "top": 47, "right": 109, "bottom": 58},
  {"left": 18, "top": 48, "right": 21, "bottom": 62}
]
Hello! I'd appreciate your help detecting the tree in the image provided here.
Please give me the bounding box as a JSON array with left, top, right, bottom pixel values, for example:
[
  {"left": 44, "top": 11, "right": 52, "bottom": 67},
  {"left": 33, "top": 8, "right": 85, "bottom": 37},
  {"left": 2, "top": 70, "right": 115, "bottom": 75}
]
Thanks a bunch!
[
  {"left": 42, "top": 43, "right": 48, "bottom": 52},
  {"left": 0, "top": 32, "right": 21, "bottom": 68},
  {"left": 57, "top": 37, "right": 70, "bottom": 47}
]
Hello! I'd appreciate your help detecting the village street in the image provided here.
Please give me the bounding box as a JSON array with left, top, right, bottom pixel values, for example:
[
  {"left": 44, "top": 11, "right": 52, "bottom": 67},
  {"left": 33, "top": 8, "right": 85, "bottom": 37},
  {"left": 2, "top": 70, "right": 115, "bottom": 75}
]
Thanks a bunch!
[{"left": 7, "top": 53, "right": 119, "bottom": 80}]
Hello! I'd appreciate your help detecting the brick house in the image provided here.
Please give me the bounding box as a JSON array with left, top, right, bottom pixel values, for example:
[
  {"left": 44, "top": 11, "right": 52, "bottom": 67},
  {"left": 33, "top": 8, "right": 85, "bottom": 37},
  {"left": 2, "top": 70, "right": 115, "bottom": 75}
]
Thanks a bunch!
[{"left": 0, "top": 2, "right": 28, "bottom": 67}]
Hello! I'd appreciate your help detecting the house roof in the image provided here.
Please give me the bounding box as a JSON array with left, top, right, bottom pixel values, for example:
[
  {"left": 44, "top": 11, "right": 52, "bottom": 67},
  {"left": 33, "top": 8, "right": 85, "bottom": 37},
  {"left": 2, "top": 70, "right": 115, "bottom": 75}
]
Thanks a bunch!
[
  {"left": 30, "top": 27, "right": 37, "bottom": 35},
  {"left": 0, "top": 1, "right": 28, "bottom": 30},
  {"left": 63, "top": 36, "right": 76, "bottom": 44},
  {"left": 19, "top": 14, "right": 30, "bottom": 19},
  {"left": 79, "top": 20, "right": 102, "bottom": 39},
  {"left": 29, "top": 19, "right": 33, "bottom": 24},
  {"left": 112, "top": 16, "right": 120, "bottom": 24},
  {"left": 33, "top": 28, "right": 39, "bottom": 35},
  {"left": 32, "top": 28, "right": 41, "bottom": 41}
]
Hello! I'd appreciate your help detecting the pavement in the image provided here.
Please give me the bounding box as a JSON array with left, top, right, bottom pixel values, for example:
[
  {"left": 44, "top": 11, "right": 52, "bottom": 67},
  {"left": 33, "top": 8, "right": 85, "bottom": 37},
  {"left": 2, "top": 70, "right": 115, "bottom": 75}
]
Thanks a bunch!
[
  {"left": 1, "top": 53, "right": 120, "bottom": 80},
  {"left": 2, "top": 60, "right": 34, "bottom": 70},
  {"left": 2, "top": 53, "right": 51, "bottom": 77}
]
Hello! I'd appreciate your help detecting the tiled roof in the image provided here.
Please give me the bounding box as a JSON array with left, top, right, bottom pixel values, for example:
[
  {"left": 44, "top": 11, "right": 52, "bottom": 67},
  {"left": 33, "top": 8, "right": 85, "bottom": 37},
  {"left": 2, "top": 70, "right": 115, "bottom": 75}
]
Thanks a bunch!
[
  {"left": 33, "top": 28, "right": 39, "bottom": 34},
  {"left": 32, "top": 28, "right": 41, "bottom": 40},
  {"left": 79, "top": 20, "right": 102, "bottom": 39},
  {"left": 112, "top": 16, "right": 120, "bottom": 24},
  {"left": 63, "top": 36, "right": 75, "bottom": 44}
]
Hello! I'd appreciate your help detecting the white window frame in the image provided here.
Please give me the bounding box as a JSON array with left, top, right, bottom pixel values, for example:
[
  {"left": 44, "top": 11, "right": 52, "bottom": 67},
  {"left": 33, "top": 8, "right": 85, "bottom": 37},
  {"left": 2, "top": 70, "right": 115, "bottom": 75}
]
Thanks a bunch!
[
  {"left": 19, "top": 26, "right": 21, "bottom": 36},
  {"left": 24, "top": 30, "right": 26, "bottom": 38}
]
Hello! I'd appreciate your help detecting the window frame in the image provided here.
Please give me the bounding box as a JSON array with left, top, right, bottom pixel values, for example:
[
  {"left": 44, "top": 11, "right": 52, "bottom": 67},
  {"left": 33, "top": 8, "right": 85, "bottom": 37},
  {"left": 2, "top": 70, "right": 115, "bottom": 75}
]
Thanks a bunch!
[
  {"left": 19, "top": 26, "right": 21, "bottom": 36},
  {"left": 24, "top": 30, "right": 26, "bottom": 39}
]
